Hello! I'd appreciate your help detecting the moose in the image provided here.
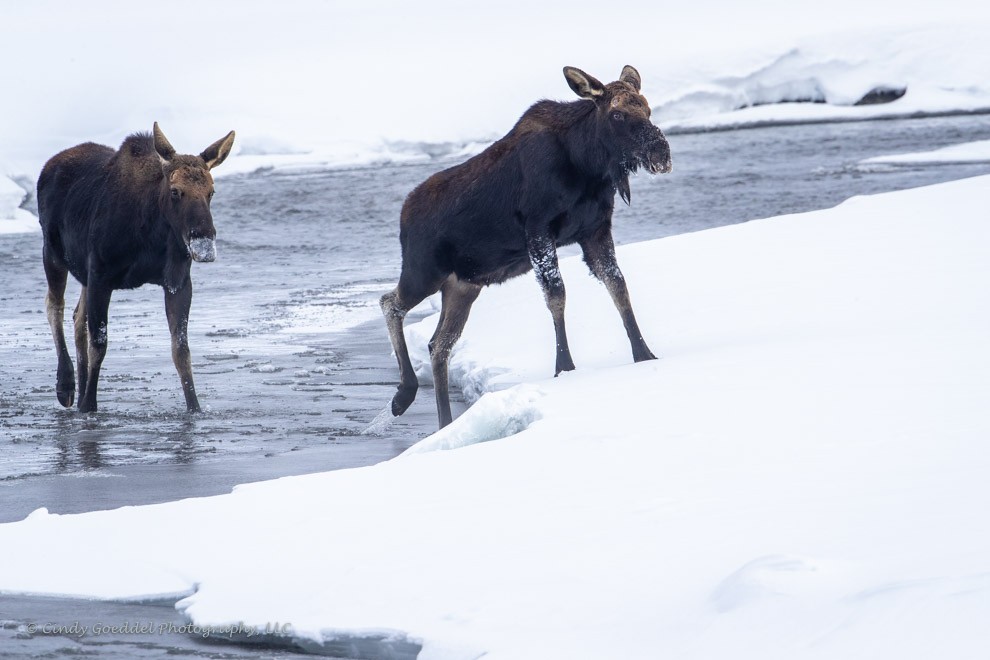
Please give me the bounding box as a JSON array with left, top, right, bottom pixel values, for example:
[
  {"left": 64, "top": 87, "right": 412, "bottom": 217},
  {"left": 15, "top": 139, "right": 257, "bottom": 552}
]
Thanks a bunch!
[
  {"left": 381, "top": 65, "right": 672, "bottom": 429},
  {"left": 38, "top": 123, "right": 235, "bottom": 413}
]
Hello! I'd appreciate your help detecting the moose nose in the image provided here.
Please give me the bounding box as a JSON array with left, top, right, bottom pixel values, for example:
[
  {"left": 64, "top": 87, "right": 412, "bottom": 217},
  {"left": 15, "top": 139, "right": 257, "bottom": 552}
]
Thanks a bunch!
[
  {"left": 648, "top": 136, "right": 672, "bottom": 174},
  {"left": 188, "top": 221, "right": 217, "bottom": 262},
  {"left": 188, "top": 236, "right": 217, "bottom": 263}
]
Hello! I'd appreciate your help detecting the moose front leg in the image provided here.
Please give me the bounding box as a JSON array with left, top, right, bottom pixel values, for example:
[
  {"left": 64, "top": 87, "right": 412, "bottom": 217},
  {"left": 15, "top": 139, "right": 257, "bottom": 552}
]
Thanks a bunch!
[
  {"left": 164, "top": 283, "right": 201, "bottom": 413},
  {"left": 79, "top": 282, "right": 112, "bottom": 413},
  {"left": 528, "top": 232, "right": 576, "bottom": 375},
  {"left": 580, "top": 226, "right": 656, "bottom": 362},
  {"left": 73, "top": 287, "right": 89, "bottom": 405}
]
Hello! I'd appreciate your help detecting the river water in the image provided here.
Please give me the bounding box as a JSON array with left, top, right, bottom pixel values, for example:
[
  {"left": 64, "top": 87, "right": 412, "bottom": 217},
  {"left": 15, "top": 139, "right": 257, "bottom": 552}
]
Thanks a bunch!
[{"left": 1, "top": 114, "right": 989, "bottom": 657}]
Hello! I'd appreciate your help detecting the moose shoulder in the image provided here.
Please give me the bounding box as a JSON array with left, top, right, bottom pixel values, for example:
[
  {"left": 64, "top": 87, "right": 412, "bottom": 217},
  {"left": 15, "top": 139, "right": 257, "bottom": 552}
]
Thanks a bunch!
[
  {"left": 382, "top": 65, "right": 672, "bottom": 429},
  {"left": 38, "top": 123, "right": 235, "bottom": 413}
]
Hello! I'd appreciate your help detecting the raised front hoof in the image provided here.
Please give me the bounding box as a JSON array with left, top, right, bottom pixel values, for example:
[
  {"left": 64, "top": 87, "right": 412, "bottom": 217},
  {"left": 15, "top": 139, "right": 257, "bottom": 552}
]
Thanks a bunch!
[
  {"left": 56, "top": 387, "right": 75, "bottom": 408},
  {"left": 390, "top": 384, "right": 419, "bottom": 417}
]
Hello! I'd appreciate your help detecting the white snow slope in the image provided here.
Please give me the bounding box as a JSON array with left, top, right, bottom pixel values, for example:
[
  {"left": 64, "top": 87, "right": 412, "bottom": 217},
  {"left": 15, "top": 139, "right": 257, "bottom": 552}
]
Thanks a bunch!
[{"left": 1, "top": 175, "right": 988, "bottom": 659}]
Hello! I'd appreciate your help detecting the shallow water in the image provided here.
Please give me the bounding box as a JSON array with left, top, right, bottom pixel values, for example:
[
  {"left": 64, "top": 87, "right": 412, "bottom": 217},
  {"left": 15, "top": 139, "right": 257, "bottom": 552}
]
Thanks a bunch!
[{"left": 1, "top": 114, "right": 989, "bottom": 657}]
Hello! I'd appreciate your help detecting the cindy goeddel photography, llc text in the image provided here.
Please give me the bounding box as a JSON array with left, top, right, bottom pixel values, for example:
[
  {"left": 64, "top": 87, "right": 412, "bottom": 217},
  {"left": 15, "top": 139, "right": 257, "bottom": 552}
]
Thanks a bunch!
[{"left": 20, "top": 620, "right": 294, "bottom": 639}]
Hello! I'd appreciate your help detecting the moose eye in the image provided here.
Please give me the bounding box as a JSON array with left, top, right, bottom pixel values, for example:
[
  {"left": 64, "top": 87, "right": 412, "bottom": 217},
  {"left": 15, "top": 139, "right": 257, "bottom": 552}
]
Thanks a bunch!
[
  {"left": 208, "top": 190, "right": 214, "bottom": 201},
  {"left": 170, "top": 188, "right": 182, "bottom": 200},
  {"left": 611, "top": 111, "right": 624, "bottom": 122}
]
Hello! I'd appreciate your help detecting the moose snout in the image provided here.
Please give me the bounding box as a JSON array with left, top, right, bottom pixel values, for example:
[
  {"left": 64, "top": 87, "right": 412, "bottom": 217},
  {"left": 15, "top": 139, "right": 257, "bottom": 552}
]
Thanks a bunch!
[
  {"left": 651, "top": 155, "right": 673, "bottom": 174},
  {"left": 188, "top": 223, "right": 218, "bottom": 263},
  {"left": 188, "top": 237, "right": 216, "bottom": 263},
  {"left": 648, "top": 133, "right": 672, "bottom": 174},
  {"left": 637, "top": 125, "right": 672, "bottom": 175}
]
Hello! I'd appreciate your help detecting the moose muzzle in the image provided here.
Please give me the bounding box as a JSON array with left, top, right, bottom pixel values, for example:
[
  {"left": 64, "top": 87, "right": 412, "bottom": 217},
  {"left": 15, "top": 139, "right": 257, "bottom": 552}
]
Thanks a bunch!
[
  {"left": 188, "top": 236, "right": 217, "bottom": 263},
  {"left": 645, "top": 129, "right": 673, "bottom": 174}
]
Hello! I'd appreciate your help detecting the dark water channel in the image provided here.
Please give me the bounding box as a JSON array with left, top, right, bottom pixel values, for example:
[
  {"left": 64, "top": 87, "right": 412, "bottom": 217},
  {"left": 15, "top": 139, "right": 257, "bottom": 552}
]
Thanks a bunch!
[{"left": 1, "top": 114, "right": 989, "bottom": 657}]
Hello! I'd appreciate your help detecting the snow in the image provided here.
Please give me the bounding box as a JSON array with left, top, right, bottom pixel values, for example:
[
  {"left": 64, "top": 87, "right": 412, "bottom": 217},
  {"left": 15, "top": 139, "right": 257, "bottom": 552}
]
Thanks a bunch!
[
  {"left": 278, "top": 283, "right": 398, "bottom": 336},
  {"left": 3, "top": 1, "right": 990, "bottom": 236},
  {"left": 656, "top": 25, "right": 990, "bottom": 131},
  {"left": 1, "top": 174, "right": 988, "bottom": 658},
  {"left": 861, "top": 138, "right": 990, "bottom": 165},
  {"left": 0, "top": 174, "right": 35, "bottom": 234}
]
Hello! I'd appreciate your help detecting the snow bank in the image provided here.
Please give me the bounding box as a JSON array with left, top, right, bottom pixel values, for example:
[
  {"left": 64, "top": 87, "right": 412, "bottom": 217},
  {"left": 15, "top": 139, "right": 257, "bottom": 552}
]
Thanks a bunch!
[
  {"left": 861, "top": 138, "right": 990, "bottom": 166},
  {"left": 1, "top": 175, "right": 988, "bottom": 659},
  {"left": 657, "top": 25, "right": 990, "bottom": 131},
  {"left": 0, "top": 174, "right": 35, "bottom": 234}
]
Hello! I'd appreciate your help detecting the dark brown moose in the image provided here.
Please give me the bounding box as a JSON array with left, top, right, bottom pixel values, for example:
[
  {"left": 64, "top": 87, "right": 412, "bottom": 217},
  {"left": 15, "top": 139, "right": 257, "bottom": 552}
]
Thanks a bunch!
[
  {"left": 381, "top": 65, "right": 672, "bottom": 429},
  {"left": 38, "top": 123, "right": 235, "bottom": 413}
]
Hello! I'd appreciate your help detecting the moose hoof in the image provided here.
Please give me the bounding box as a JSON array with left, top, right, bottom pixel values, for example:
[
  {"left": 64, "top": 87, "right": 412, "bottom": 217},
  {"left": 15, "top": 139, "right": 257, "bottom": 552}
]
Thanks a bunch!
[
  {"left": 554, "top": 360, "right": 576, "bottom": 377},
  {"left": 56, "top": 388, "right": 74, "bottom": 408},
  {"left": 78, "top": 399, "right": 97, "bottom": 414},
  {"left": 633, "top": 349, "right": 658, "bottom": 362},
  {"left": 391, "top": 384, "right": 418, "bottom": 417}
]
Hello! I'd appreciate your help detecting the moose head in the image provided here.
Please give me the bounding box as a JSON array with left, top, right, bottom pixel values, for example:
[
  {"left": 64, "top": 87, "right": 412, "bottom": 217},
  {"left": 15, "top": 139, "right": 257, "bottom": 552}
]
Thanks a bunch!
[
  {"left": 563, "top": 65, "right": 672, "bottom": 196},
  {"left": 153, "top": 122, "right": 235, "bottom": 263}
]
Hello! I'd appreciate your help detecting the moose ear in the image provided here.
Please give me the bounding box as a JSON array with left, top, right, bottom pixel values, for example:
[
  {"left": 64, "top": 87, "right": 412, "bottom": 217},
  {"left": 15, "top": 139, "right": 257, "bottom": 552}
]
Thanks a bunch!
[
  {"left": 563, "top": 66, "right": 605, "bottom": 99},
  {"left": 153, "top": 122, "right": 176, "bottom": 164},
  {"left": 200, "top": 130, "right": 236, "bottom": 170},
  {"left": 619, "top": 65, "right": 642, "bottom": 92}
]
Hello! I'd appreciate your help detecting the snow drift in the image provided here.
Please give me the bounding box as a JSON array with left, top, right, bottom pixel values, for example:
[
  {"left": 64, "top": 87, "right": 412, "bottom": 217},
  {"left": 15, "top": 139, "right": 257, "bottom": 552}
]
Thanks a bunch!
[
  {"left": 656, "top": 25, "right": 990, "bottom": 131},
  {"left": 0, "top": 174, "right": 35, "bottom": 234},
  {"left": 0, "top": 174, "right": 987, "bottom": 659}
]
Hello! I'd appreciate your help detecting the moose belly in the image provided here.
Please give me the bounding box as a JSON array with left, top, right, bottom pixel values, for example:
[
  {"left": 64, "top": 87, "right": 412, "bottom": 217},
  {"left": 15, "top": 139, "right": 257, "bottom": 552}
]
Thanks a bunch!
[
  {"left": 114, "top": 256, "right": 168, "bottom": 290},
  {"left": 452, "top": 248, "right": 532, "bottom": 286}
]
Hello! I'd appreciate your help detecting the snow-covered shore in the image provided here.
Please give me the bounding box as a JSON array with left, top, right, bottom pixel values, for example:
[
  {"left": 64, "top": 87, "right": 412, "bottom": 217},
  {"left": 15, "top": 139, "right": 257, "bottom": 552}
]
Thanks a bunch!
[{"left": 1, "top": 174, "right": 987, "bottom": 658}]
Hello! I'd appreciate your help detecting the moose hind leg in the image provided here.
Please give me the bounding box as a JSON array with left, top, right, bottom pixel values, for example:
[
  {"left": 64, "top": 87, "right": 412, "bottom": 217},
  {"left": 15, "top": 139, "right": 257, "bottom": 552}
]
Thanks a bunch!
[
  {"left": 73, "top": 287, "right": 89, "bottom": 403},
  {"left": 431, "top": 277, "right": 481, "bottom": 428},
  {"left": 381, "top": 280, "right": 434, "bottom": 417},
  {"left": 580, "top": 228, "right": 656, "bottom": 362},
  {"left": 43, "top": 252, "right": 74, "bottom": 407},
  {"left": 165, "top": 283, "right": 201, "bottom": 412}
]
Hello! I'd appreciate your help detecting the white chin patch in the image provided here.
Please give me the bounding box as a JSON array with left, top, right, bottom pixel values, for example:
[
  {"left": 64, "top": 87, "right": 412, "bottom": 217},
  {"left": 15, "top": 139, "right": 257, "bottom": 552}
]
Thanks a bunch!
[{"left": 189, "top": 237, "right": 217, "bottom": 263}]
